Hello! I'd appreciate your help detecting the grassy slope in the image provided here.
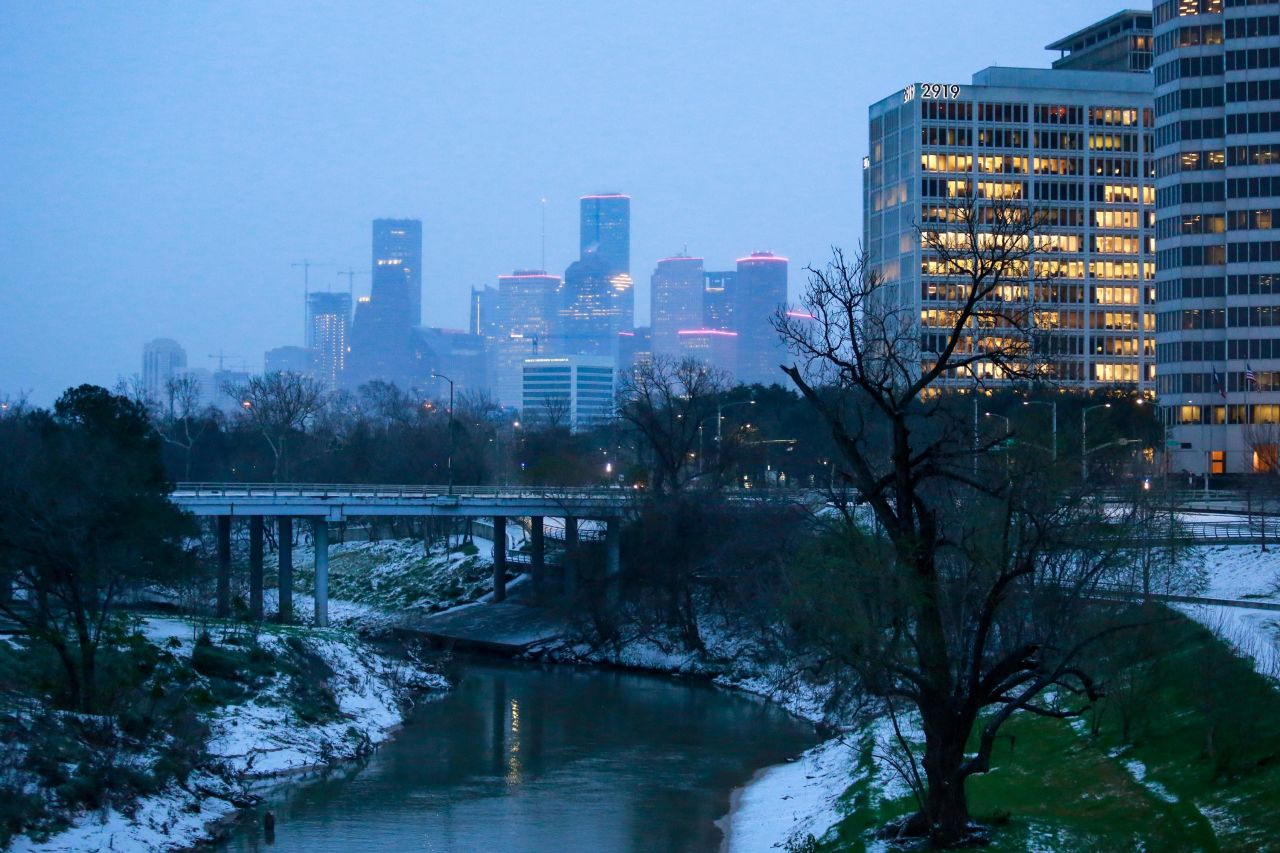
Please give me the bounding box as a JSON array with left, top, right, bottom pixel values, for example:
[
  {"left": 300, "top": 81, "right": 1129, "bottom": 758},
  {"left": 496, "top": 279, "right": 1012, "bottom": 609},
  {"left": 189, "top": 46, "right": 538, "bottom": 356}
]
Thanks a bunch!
[{"left": 819, "top": 610, "right": 1280, "bottom": 852}]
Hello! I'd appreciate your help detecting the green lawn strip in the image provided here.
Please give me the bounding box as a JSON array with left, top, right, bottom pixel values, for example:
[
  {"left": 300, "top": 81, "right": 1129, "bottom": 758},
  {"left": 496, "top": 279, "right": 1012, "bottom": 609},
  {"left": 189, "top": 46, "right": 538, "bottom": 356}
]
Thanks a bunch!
[{"left": 816, "top": 608, "right": 1280, "bottom": 851}]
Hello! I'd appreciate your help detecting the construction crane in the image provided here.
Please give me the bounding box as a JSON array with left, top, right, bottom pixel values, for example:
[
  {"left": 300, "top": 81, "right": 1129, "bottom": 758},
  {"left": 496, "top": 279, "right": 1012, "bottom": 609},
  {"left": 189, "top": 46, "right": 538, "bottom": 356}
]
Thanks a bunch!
[
  {"left": 336, "top": 267, "right": 367, "bottom": 297},
  {"left": 293, "top": 259, "right": 333, "bottom": 343}
]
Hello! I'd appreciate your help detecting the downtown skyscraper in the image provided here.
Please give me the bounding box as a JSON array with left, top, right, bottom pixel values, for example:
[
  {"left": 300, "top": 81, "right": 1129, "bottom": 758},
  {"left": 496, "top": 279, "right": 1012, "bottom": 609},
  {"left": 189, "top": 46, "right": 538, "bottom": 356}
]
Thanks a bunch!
[
  {"left": 346, "top": 219, "right": 423, "bottom": 388},
  {"left": 732, "top": 252, "right": 788, "bottom": 385},
  {"left": 650, "top": 254, "right": 706, "bottom": 357},
  {"left": 560, "top": 193, "right": 634, "bottom": 362}
]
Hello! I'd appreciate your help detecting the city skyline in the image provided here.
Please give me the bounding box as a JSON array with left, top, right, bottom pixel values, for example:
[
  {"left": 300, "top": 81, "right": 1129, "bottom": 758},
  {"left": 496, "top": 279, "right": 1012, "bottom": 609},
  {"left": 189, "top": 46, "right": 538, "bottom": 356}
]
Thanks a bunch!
[{"left": 0, "top": 1, "right": 1128, "bottom": 402}]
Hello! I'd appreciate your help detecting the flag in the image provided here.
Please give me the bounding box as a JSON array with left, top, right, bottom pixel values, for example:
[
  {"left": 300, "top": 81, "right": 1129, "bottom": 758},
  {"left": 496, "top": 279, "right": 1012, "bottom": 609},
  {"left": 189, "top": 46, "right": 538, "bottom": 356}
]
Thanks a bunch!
[
  {"left": 1247, "top": 363, "right": 1257, "bottom": 386},
  {"left": 1213, "top": 367, "right": 1227, "bottom": 399}
]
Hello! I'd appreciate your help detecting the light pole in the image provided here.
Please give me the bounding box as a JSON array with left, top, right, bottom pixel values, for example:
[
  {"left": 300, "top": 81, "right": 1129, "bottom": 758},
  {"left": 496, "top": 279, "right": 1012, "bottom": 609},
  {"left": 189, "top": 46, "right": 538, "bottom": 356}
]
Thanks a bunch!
[
  {"left": 716, "top": 397, "right": 756, "bottom": 446},
  {"left": 1081, "top": 402, "right": 1112, "bottom": 482},
  {"left": 984, "top": 412, "right": 1010, "bottom": 476},
  {"left": 1022, "top": 399, "right": 1058, "bottom": 461},
  {"left": 432, "top": 372, "right": 455, "bottom": 495}
]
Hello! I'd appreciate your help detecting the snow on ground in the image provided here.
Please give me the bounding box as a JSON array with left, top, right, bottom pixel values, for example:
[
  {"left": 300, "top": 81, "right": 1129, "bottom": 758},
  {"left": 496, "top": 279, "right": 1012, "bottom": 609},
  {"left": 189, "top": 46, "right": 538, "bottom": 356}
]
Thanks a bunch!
[
  {"left": 720, "top": 738, "right": 859, "bottom": 852},
  {"left": 1199, "top": 543, "right": 1280, "bottom": 601},
  {"left": 1173, "top": 602, "right": 1280, "bottom": 679},
  {"left": 12, "top": 617, "right": 446, "bottom": 853},
  {"left": 10, "top": 772, "right": 238, "bottom": 853}
]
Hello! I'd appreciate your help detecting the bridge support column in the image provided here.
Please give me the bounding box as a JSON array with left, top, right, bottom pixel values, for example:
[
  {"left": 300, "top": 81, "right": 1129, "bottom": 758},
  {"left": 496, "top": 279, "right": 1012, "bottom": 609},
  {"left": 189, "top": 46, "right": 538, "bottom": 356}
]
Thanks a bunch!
[
  {"left": 312, "top": 518, "right": 329, "bottom": 628},
  {"left": 249, "top": 516, "right": 264, "bottom": 621},
  {"left": 564, "top": 516, "right": 579, "bottom": 598},
  {"left": 278, "top": 517, "right": 293, "bottom": 623},
  {"left": 492, "top": 515, "right": 507, "bottom": 603},
  {"left": 216, "top": 516, "right": 231, "bottom": 618},
  {"left": 605, "top": 517, "right": 621, "bottom": 578},
  {"left": 530, "top": 516, "right": 545, "bottom": 600}
]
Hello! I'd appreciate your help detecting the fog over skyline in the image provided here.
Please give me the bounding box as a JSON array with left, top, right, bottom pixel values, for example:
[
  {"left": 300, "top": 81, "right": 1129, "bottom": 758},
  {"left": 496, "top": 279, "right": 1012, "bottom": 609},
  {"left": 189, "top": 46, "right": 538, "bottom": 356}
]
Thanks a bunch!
[{"left": 1, "top": 1, "right": 1123, "bottom": 402}]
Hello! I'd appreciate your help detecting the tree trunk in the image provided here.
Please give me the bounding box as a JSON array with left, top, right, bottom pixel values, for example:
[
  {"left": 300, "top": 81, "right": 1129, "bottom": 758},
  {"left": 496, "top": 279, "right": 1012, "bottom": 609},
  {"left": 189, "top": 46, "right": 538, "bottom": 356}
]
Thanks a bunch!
[{"left": 919, "top": 709, "right": 973, "bottom": 847}]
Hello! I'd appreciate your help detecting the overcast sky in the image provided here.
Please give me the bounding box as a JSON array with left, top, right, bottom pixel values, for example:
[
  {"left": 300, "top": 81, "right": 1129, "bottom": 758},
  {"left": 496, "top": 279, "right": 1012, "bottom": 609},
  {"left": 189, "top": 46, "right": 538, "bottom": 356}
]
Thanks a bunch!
[{"left": 1, "top": 1, "right": 1126, "bottom": 402}]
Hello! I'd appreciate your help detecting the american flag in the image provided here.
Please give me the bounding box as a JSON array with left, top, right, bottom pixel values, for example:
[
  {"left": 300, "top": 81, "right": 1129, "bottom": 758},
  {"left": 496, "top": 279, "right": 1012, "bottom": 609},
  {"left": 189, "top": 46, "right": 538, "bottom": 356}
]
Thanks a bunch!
[
  {"left": 1213, "top": 367, "right": 1227, "bottom": 399},
  {"left": 1247, "top": 362, "right": 1257, "bottom": 385}
]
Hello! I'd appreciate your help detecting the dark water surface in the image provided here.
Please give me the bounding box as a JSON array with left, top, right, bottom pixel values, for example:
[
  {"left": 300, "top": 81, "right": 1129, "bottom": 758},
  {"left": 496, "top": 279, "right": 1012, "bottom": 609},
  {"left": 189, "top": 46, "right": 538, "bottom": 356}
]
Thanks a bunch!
[{"left": 216, "top": 657, "right": 818, "bottom": 853}]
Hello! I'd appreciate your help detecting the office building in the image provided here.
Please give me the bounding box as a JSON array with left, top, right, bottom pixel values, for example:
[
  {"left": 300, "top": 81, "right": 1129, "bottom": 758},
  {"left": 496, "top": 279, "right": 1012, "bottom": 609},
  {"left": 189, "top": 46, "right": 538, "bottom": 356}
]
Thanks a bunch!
[
  {"left": 618, "top": 326, "right": 652, "bottom": 376},
  {"left": 345, "top": 218, "right": 423, "bottom": 388},
  {"left": 470, "top": 285, "right": 501, "bottom": 340},
  {"left": 1049, "top": 9, "right": 1155, "bottom": 72},
  {"left": 677, "top": 328, "right": 739, "bottom": 377},
  {"left": 560, "top": 252, "right": 634, "bottom": 360},
  {"left": 142, "top": 338, "right": 187, "bottom": 404},
  {"left": 491, "top": 270, "right": 561, "bottom": 406},
  {"left": 1154, "top": 0, "right": 1280, "bottom": 474},
  {"left": 580, "top": 193, "right": 631, "bottom": 279},
  {"left": 732, "top": 252, "right": 789, "bottom": 385},
  {"left": 307, "top": 291, "right": 351, "bottom": 391},
  {"left": 865, "top": 34, "right": 1156, "bottom": 392},
  {"left": 704, "top": 270, "right": 736, "bottom": 330},
  {"left": 521, "top": 354, "right": 615, "bottom": 431},
  {"left": 651, "top": 255, "right": 706, "bottom": 357},
  {"left": 264, "top": 346, "right": 314, "bottom": 376},
  {"left": 412, "top": 328, "right": 488, "bottom": 395}
]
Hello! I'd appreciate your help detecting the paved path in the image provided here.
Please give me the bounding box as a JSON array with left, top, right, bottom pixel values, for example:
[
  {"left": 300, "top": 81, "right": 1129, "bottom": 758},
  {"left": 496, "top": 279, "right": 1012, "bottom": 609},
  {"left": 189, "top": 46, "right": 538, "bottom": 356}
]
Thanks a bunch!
[{"left": 397, "top": 600, "right": 568, "bottom": 654}]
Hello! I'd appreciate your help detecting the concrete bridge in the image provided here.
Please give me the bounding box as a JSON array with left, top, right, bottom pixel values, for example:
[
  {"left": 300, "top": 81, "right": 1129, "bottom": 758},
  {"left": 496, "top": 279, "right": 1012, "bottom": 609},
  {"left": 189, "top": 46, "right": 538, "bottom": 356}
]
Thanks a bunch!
[{"left": 170, "top": 483, "right": 631, "bottom": 627}]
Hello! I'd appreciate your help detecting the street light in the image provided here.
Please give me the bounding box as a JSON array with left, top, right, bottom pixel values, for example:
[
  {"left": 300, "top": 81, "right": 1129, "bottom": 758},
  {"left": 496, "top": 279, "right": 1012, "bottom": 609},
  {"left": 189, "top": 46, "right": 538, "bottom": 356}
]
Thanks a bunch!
[
  {"left": 431, "top": 372, "right": 455, "bottom": 495},
  {"left": 1081, "top": 402, "right": 1112, "bottom": 482},
  {"left": 984, "top": 412, "right": 1010, "bottom": 476},
  {"left": 717, "top": 397, "right": 756, "bottom": 446},
  {"left": 1022, "top": 399, "right": 1058, "bottom": 461}
]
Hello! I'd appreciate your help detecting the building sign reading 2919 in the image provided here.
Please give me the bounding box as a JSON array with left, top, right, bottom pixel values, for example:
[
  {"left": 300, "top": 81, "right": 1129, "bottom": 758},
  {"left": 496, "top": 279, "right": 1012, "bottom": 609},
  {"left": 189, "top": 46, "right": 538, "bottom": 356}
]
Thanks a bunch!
[{"left": 903, "top": 83, "right": 962, "bottom": 103}]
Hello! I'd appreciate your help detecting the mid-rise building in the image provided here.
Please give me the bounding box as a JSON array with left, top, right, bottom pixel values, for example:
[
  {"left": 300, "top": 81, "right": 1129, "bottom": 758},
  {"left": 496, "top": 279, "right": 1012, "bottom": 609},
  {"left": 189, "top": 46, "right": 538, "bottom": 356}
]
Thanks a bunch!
[
  {"left": 491, "top": 270, "right": 561, "bottom": 406},
  {"left": 264, "top": 346, "right": 314, "bottom": 376},
  {"left": 306, "top": 291, "right": 351, "bottom": 390},
  {"left": 1154, "top": 0, "right": 1280, "bottom": 474},
  {"left": 677, "top": 328, "right": 739, "bottom": 377},
  {"left": 732, "top": 252, "right": 789, "bottom": 385},
  {"left": 521, "top": 354, "right": 615, "bottom": 431},
  {"left": 142, "top": 338, "right": 187, "bottom": 404},
  {"left": 865, "top": 42, "right": 1155, "bottom": 391},
  {"left": 651, "top": 255, "right": 706, "bottom": 357}
]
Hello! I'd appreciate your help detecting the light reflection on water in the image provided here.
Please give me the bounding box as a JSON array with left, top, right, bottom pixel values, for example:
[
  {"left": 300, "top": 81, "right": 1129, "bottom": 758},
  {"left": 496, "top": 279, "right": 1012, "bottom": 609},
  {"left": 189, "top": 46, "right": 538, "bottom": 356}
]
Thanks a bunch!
[{"left": 216, "top": 657, "right": 817, "bottom": 853}]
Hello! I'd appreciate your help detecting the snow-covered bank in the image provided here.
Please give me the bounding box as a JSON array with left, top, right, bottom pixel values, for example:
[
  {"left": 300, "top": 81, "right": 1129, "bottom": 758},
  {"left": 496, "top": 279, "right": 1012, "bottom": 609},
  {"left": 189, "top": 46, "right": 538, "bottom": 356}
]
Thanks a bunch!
[{"left": 9, "top": 618, "right": 447, "bottom": 853}]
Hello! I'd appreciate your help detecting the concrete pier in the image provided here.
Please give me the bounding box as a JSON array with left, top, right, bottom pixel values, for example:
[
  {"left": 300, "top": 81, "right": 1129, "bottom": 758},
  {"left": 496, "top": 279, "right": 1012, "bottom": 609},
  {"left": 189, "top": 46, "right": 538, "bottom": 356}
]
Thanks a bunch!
[
  {"left": 249, "top": 516, "right": 264, "bottom": 621},
  {"left": 492, "top": 515, "right": 507, "bottom": 603},
  {"left": 277, "top": 516, "right": 293, "bottom": 623},
  {"left": 216, "top": 516, "right": 232, "bottom": 618},
  {"left": 312, "top": 518, "right": 329, "bottom": 628}
]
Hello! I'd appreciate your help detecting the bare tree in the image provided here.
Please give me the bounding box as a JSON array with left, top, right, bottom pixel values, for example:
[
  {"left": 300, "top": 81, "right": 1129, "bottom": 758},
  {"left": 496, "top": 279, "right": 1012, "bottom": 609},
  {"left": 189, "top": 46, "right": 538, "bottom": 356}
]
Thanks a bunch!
[
  {"left": 616, "top": 355, "right": 731, "bottom": 495},
  {"left": 773, "top": 196, "right": 1159, "bottom": 846},
  {"left": 225, "top": 372, "right": 327, "bottom": 482},
  {"left": 155, "top": 374, "right": 217, "bottom": 480}
]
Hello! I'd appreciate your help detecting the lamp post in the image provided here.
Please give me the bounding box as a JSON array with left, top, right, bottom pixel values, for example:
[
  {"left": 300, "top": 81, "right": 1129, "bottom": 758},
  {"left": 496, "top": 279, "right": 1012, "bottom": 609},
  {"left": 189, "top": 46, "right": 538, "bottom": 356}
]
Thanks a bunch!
[
  {"left": 716, "top": 397, "right": 756, "bottom": 446},
  {"left": 1081, "top": 402, "right": 1112, "bottom": 482},
  {"left": 1022, "top": 399, "right": 1058, "bottom": 461},
  {"left": 432, "top": 372, "right": 455, "bottom": 495},
  {"left": 984, "top": 412, "right": 1010, "bottom": 476}
]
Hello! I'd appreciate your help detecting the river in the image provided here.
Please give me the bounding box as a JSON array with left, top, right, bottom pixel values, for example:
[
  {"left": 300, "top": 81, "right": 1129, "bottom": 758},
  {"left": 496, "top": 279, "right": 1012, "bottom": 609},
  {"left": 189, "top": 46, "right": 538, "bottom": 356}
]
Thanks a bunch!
[{"left": 215, "top": 657, "right": 819, "bottom": 853}]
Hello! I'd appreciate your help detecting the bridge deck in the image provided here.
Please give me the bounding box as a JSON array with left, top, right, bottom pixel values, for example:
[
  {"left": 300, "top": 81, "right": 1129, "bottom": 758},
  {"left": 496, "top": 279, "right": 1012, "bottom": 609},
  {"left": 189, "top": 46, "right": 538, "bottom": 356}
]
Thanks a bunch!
[{"left": 171, "top": 483, "right": 633, "bottom": 521}]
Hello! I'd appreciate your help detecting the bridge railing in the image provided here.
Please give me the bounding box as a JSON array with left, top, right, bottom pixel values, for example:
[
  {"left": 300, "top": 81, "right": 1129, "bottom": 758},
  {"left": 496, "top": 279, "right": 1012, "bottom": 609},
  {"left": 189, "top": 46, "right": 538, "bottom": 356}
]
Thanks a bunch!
[{"left": 172, "top": 482, "right": 639, "bottom": 502}]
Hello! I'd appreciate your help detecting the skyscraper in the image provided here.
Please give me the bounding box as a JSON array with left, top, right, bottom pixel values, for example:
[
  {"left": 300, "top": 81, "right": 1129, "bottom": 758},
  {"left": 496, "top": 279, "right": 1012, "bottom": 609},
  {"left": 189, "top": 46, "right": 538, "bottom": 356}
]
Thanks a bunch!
[
  {"left": 703, "top": 270, "right": 736, "bottom": 330},
  {"left": 494, "top": 270, "right": 562, "bottom": 406},
  {"left": 372, "top": 219, "right": 423, "bottom": 327},
  {"left": 142, "top": 338, "right": 187, "bottom": 404},
  {"left": 345, "top": 218, "right": 423, "bottom": 388},
  {"left": 865, "top": 39, "right": 1155, "bottom": 391},
  {"left": 732, "top": 252, "right": 789, "bottom": 385},
  {"left": 264, "top": 346, "right": 314, "bottom": 376},
  {"left": 1154, "top": 0, "right": 1280, "bottom": 474},
  {"left": 560, "top": 252, "right": 633, "bottom": 360},
  {"left": 1048, "top": 10, "right": 1154, "bottom": 72},
  {"left": 650, "top": 255, "right": 706, "bottom": 357},
  {"left": 470, "top": 285, "right": 500, "bottom": 340},
  {"left": 580, "top": 193, "right": 631, "bottom": 278},
  {"left": 307, "top": 291, "right": 352, "bottom": 391}
]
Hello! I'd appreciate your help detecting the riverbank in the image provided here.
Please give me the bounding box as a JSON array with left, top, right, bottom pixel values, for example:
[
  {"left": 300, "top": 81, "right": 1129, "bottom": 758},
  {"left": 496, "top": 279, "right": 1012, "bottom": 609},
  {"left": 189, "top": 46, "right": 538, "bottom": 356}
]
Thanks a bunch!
[{"left": 6, "top": 617, "right": 447, "bottom": 853}]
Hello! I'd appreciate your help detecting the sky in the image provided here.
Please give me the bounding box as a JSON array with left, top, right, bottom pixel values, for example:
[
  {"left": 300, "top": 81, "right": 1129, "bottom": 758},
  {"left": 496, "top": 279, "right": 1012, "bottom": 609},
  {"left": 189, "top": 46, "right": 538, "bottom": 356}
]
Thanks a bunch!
[{"left": 0, "top": 0, "right": 1128, "bottom": 403}]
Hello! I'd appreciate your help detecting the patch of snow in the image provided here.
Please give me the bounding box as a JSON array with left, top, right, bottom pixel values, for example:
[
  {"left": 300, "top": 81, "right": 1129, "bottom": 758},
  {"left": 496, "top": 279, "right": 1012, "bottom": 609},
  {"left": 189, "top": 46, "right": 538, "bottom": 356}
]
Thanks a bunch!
[
  {"left": 1173, "top": 602, "right": 1280, "bottom": 680},
  {"left": 1121, "top": 757, "right": 1179, "bottom": 804},
  {"left": 720, "top": 738, "right": 860, "bottom": 852},
  {"left": 1199, "top": 544, "right": 1280, "bottom": 601}
]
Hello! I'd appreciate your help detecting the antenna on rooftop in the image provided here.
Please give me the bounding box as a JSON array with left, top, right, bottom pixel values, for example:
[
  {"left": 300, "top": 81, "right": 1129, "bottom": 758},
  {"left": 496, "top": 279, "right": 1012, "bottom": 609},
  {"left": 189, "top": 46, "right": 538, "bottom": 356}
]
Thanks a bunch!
[{"left": 540, "top": 197, "right": 548, "bottom": 271}]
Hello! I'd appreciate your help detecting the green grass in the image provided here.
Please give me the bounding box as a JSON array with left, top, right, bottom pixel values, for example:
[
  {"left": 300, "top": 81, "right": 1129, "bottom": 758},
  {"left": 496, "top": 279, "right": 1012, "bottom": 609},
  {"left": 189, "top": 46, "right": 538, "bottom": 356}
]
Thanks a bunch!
[{"left": 817, "top": 610, "right": 1280, "bottom": 851}]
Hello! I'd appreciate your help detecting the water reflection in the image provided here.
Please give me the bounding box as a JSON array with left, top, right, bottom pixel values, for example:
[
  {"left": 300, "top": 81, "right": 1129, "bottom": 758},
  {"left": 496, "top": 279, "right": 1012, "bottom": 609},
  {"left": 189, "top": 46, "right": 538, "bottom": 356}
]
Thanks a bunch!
[{"left": 217, "top": 657, "right": 817, "bottom": 853}]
